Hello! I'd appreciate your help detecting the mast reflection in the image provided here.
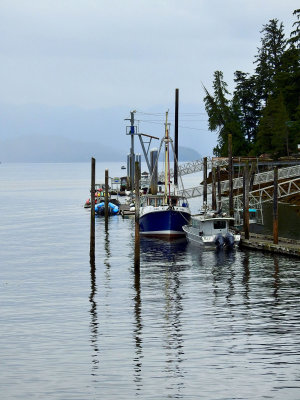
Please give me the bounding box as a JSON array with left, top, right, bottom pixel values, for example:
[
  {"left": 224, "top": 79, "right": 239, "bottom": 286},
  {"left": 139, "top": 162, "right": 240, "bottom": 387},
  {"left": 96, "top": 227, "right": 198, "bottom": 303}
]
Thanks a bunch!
[{"left": 163, "top": 267, "right": 185, "bottom": 393}]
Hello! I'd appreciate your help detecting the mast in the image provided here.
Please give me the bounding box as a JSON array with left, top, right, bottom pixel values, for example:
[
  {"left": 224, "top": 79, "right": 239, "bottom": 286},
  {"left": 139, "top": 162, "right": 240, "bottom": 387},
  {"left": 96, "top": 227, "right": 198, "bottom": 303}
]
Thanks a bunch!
[{"left": 164, "top": 111, "right": 169, "bottom": 205}]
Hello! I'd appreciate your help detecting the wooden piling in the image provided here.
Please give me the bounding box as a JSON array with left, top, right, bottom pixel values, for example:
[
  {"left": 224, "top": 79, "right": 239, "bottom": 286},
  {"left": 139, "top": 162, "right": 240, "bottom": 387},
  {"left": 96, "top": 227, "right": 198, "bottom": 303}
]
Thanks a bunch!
[
  {"left": 105, "top": 169, "right": 109, "bottom": 228},
  {"left": 228, "top": 134, "right": 234, "bottom": 219},
  {"left": 174, "top": 88, "right": 179, "bottom": 186},
  {"left": 203, "top": 157, "right": 207, "bottom": 208},
  {"left": 217, "top": 165, "right": 222, "bottom": 211},
  {"left": 212, "top": 166, "right": 217, "bottom": 210},
  {"left": 249, "top": 161, "right": 256, "bottom": 191},
  {"left": 273, "top": 166, "right": 278, "bottom": 244},
  {"left": 90, "top": 157, "right": 96, "bottom": 262},
  {"left": 243, "top": 162, "right": 250, "bottom": 240},
  {"left": 134, "top": 161, "right": 140, "bottom": 271}
]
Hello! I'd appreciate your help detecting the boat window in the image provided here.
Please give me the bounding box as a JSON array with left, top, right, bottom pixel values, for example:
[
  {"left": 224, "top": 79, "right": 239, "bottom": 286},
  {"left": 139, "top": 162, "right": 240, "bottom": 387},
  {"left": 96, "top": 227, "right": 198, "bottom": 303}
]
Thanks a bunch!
[
  {"left": 192, "top": 219, "right": 200, "bottom": 228},
  {"left": 148, "top": 198, "right": 156, "bottom": 206},
  {"left": 171, "top": 198, "right": 177, "bottom": 206},
  {"left": 214, "top": 220, "right": 226, "bottom": 229},
  {"left": 156, "top": 198, "right": 163, "bottom": 206}
]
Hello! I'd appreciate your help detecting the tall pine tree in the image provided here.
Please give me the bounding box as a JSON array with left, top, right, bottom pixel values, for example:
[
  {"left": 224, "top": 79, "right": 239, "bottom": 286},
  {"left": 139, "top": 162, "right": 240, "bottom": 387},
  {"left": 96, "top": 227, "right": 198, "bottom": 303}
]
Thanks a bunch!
[
  {"left": 254, "top": 19, "right": 286, "bottom": 103},
  {"left": 233, "top": 71, "right": 261, "bottom": 145},
  {"left": 203, "top": 71, "right": 247, "bottom": 156}
]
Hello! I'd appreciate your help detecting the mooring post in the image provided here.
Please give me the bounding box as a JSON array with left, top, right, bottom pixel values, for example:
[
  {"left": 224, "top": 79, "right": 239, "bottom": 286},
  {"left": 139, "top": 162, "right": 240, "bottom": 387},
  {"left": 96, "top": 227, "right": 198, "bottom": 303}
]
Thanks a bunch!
[
  {"left": 90, "top": 157, "right": 96, "bottom": 262},
  {"left": 228, "top": 134, "right": 234, "bottom": 219},
  {"left": 134, "top": 161, "right": 140, "bottom": 271},
  {"left": 243, "top": 162, "right": 250, "bottom": 240},
  {"left": 174, "top": 88, "right": 179, "bottom": 186},
  {"left": 273, "top": 166, "right": 278, "bottom": 244},
  {"left": 212, "top": 166, "right": 217, "bottom": 210},
  {"left": 105, "top": 169, "right": 109, "bottom": 228},
  {"left": 217, "top": 165, "right": 222, "bottom": 211},
  {"left": 249, "top": 161, "right": 256, "bottom": 191},
  {"left": 203, "top": 157, "right": 207, "bottom": 209}
]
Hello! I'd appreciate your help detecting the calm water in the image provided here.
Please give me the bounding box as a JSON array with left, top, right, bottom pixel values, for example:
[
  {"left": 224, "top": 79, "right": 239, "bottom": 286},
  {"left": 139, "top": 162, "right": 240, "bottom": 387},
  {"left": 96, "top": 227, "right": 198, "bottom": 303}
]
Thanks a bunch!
[{"left": 1, "top": 163, "right": 300, "bottom": 400}]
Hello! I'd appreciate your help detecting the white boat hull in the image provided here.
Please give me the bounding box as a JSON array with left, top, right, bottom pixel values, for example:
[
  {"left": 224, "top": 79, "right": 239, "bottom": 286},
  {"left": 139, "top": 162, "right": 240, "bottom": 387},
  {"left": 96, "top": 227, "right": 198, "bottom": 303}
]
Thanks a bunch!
[{"left": 183, "top": 223, "right": 240, "bottom": 249}]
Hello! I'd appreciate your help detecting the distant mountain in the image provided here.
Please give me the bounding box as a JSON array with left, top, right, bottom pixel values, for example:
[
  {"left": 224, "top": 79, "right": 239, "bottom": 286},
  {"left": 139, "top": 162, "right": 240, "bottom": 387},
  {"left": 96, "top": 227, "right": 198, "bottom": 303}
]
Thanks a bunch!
[
  {"left": 0, "top": 102, "right": 214, "bottom": 160},
  {"left": 0, "top": 134, "right": 200, "bottom": 162},
  {"left": 0, "top": 135, "right": 123, "bottom": 162}
]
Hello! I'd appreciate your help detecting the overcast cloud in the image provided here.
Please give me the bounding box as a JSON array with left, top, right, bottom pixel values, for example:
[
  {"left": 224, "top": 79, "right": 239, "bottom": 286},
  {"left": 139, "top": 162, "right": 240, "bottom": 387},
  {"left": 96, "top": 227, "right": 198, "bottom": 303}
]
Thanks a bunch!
[{"left": 1, "top": 0, "right": 298, "bottom": 109}]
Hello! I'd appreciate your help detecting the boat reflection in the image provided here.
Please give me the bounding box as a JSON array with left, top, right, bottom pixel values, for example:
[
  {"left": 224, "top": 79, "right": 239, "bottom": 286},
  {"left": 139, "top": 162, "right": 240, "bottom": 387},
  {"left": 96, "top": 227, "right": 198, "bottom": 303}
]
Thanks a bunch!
[{"left": 140, "top": 237, "right": 188, "bottom": 264}]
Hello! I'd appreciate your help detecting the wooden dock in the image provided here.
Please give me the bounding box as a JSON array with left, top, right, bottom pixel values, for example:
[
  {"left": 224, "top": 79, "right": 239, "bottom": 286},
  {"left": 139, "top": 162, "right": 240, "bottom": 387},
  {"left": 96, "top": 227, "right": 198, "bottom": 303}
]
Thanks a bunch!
[
  {"left": 240, "top": 233, "right": 300, "bottom": 257},
  {"left": 119, "top": 203, "right": 135, "bottom": 217}
]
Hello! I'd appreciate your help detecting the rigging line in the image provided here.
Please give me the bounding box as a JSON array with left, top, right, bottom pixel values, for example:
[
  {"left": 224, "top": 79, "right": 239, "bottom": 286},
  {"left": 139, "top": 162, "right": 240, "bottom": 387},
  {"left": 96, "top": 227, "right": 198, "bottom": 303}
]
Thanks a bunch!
[
  {"left": 137, "top": 119, "right": 208, "bottom": 123},
  {"left": 178, "top": 125, "right": 209, "bottom": 131},
  {"left": 136, "top": 110, "right": 207, "bottom": 116},
  {"left": 135, "top": 111, "right": 167, "bottom": 116},
  {"left": 136, "top": 120, "right": 165, "bottom": 125},
  {"left": 137, "top": 119, "right": 209, "bottom": 131}
]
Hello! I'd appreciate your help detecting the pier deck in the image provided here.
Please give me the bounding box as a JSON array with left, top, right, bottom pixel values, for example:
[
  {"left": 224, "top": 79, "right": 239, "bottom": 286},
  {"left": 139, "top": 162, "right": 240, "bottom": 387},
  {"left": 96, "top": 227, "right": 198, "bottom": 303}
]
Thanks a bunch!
[
  {"left": 119, "top": 203, "right": 135, "bottom": 217},
  {"left": 241, "top": 233, "right": 300, "bottom": 257}
]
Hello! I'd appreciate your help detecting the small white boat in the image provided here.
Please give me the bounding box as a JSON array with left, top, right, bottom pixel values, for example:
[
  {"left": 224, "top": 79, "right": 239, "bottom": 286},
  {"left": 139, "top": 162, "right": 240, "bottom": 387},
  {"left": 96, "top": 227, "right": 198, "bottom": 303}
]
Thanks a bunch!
[{"left": 183, "top": 211, "right": 240, "bottom": 249}]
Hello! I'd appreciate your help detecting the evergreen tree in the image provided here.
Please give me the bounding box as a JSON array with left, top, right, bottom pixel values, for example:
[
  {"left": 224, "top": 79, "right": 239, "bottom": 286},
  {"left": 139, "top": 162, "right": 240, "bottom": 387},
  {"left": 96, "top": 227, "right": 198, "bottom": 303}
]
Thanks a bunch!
[
  {"left": 287, "top": 105, "right": 300, "bottom": 152},
  {"left": 203, "top": 71, "right": 247, "bottom": 156},
  {"left": 275, "top": 45, "right": 300, "bottom": 118},
  {"left": 204, "top": 11, "right": 300, "bottom": 158},
  {"left": 256, "top": 93, "right": 289, "bottom": 157},
  {"left": 289, "top": 9, "right": 300, "bottom": 49},
  {"left": 233, "top": 71, "right": 261, "bottom": 144},
  {"left": 254, "top": 19, "right": 287, "bottom": 103}
]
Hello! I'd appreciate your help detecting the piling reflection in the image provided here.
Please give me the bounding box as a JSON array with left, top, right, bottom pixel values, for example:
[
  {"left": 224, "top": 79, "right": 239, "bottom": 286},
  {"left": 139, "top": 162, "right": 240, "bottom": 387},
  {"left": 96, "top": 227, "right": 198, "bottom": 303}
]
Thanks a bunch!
[
  {"left": 273, "top": 255, "right": 280, "bottom": 299},
  {"left": 89, "top": 257, "right": 99, "bottom": 377},
  {"left": 242, "top": 251, "right": 250, "bottom": 302},
  {"left": 104, "top": 223, "right": 111, "bottom": 284},
  {"left": 133, "top": 267, "right": 143, "bottom": 392}
]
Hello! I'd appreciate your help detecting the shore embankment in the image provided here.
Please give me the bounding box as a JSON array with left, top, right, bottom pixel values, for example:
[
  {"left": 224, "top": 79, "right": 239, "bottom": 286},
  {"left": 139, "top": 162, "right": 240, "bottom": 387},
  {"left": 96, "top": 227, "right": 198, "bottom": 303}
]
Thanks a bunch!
[{"left": 241, "top": 232, "right": 300, "bottom": 257}]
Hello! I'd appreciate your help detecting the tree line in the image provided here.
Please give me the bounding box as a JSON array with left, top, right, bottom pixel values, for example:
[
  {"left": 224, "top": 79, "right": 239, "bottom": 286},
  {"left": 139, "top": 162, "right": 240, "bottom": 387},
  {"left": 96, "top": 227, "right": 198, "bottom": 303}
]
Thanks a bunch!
[{"left": 204, "top": 9, "right": 300, "bottom": 158}]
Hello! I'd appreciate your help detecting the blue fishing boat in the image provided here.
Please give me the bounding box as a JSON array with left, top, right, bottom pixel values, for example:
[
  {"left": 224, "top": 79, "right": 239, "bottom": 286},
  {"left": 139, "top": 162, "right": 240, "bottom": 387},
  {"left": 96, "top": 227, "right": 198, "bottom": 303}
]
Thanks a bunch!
[{"left": 139, "top": 111, "right": 191, "bottom": 238}]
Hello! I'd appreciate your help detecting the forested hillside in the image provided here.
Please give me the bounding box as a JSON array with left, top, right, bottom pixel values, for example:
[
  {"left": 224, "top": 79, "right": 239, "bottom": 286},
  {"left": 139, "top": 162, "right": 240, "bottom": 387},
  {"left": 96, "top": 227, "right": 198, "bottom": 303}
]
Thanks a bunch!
[{"left": 204, "top": 9, "right": 300, "bottom": 158}]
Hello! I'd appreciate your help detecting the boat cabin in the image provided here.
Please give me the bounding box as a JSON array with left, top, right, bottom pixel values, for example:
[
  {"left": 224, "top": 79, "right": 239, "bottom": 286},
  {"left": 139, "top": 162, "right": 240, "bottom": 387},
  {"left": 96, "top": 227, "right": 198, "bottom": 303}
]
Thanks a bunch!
[
  {"left": 143, "top": 195, "right": 188, "bottom": 208},
  {"left": 192, "top": 216, "right": 231, "bottom": 237}
]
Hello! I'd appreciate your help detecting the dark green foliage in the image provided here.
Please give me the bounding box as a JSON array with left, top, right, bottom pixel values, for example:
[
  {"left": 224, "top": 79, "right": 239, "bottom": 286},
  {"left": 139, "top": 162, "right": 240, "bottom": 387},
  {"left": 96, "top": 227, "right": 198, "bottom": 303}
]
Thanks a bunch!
[
  {"left": 254, "top": 19, "right": 287, "bottom": 102},
  {"left": 204, "top": 10, "right": 300, "bottom": 158},
  {"left": 203, "top": 71, "right": 247, "bottom": 157},
  {"left": 289, "top": 9, "right": 300, "bottom": 49},
  {"left": 255, "top": 93, "right": 289, "bottom": 157},
  {"left": 233, "top": 71, "right": 261, "bottom": 144}
]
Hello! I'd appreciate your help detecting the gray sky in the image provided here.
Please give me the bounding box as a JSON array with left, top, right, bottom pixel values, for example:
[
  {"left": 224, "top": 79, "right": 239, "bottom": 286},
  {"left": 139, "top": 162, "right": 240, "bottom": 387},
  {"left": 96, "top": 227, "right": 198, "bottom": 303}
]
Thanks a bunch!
[
  {"left": 1, "top": 0, "right": 298, "bottom": 109},
  {"left": 0, "top": 1, "right": 299, "bottom": 159}
]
